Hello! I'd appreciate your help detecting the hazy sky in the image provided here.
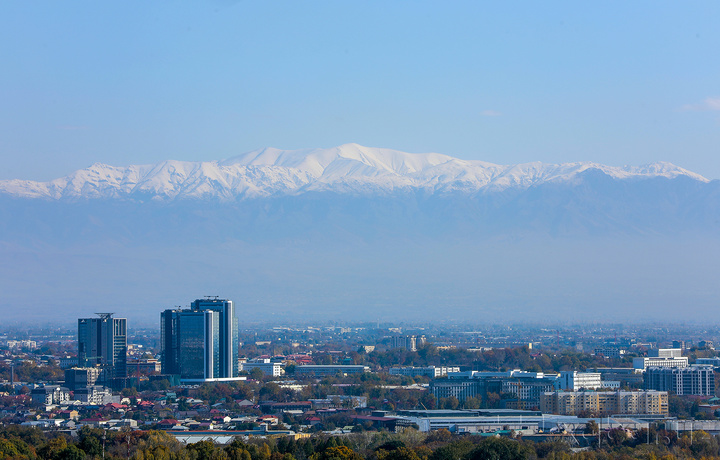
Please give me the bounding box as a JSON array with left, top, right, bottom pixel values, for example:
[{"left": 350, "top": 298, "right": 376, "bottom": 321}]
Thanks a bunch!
[{"left": 2, "top": 1, "right": 719, "bottom": 181}]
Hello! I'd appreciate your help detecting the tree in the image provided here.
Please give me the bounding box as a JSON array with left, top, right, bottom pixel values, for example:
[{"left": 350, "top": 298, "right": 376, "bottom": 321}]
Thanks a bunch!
[
  {"left": 0, "top": 439, "right": 21, "bottom": 459},
  {"left": 56, "top": 445, "right": 86, "bottom": 460},
  {"left": 79, "top": 435, "right": 102, "bottom": 457},
  {"left": 310, "top": 446, "right": 363, "bottom": 460},
  {"left": 424, "top": 429, "right": 452, "bottom": 445},
  {"left": 250, "top": 368, "right": 265, "bottom": 381},
  {"left": 585, "top": 420, "right": 599, "bottom": 435},
  {"left": 463, "top": 396, "right": 481, "bottom": 409},
  {"left": 429, "top": 440, "right": 474, "bottom": 460},
  {"left": 187, "top": 440, "right": 221, "bottom": 460},
  {"left": 377, "top": 447, "right": 421, "bottom": 460},
  {"left": 605, "top": 427, "right": 628, "bottom": 447},
  {"left": 465, "top": 437, "right": 532, "bottom": 460}
]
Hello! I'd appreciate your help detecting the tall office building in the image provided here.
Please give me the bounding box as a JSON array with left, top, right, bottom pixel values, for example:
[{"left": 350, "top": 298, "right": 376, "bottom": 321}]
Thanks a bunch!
[
  {"left": 77, "top": 313, "right": 127, "bottom": 380},
  {"left": 161, "top": 297, "right": 238, "bottom": 381}
]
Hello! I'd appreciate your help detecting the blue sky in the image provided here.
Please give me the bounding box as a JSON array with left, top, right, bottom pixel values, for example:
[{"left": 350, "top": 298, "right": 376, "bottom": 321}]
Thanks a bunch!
[{"left": 2, "top": 1, "right": 719, "bottom": 181}]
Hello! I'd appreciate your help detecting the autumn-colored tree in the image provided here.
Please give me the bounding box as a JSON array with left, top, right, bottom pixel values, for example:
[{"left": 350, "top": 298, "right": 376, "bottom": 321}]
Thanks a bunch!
[{"left": 311, "top": 445, "right": 363, "bottom": 460}]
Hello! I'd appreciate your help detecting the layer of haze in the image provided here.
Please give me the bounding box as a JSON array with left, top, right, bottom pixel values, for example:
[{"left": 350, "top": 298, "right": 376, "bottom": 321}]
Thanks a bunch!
[{"left": 1, "top": 2, "right": 720, "bottom": 180}]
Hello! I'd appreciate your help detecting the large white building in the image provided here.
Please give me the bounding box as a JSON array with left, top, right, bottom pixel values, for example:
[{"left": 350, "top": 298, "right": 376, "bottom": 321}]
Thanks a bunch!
[
  {"left": 556, "top": 371, "right": 603, "bottom": 391},
  {"left": 74, "top": 385, "right": 114, "bottom": 405},
  {"left": 650, "top": 348, "right": 682, "bottom": 358},
  {"left": 241, "top": 359, "right": 284, "bottom": 377},
  {"left": 633, "top": 356, "right": 688, "bottom": 370},
  {"left": 633, "top": 349, "right": 688, "bottom": 370}
]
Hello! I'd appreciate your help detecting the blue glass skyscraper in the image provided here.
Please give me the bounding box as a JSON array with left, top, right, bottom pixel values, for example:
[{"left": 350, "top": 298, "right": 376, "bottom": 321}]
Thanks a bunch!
[
  {"left": 161, "top": 298, "right": 237, "bottom": 380},
  {"left": 78, "top": 313, "right": 127, "bottom": 380}
]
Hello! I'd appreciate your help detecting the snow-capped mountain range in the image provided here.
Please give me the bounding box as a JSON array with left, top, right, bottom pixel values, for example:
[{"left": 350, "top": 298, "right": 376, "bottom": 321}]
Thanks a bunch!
[
  {"left": 2, "top": 144, "right": 720, "bottom": 322},
  {"left": 0, "top": 143, "right": 709, "bottom": 201}
]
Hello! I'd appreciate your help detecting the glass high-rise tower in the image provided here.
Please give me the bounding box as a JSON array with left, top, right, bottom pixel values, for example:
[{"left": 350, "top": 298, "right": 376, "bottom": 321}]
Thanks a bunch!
[
  {"left": 77, "top": 313, "right": 127, "bottom": 380},
  {"left": 161, "top": 298, "right": 237, "bottom": 380}
]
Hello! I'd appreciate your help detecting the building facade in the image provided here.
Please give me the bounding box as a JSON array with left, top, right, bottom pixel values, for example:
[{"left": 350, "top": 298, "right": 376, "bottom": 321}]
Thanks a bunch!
[
  {"left": 390, "top": 335, "right": 426, "bottom": 352},
  {"left": 74, "top": 385, "right": 114, "bottom": 405},
  {"left": 77, "top": 313, "right": 127, "bottom": 380},
  {"left": 593, "top": 348, "right": 625, "bottom": 358},
  {"left": 389, "top": 366, "right": 460, "bottom": 378},
  {"left": 31, "top": 385, "right": 70, "bottom": 405},
  {"left": 633, "top": 356, "right": 688, "bottom": 370},
  {"left": 644, "top": 365, "right": 715, "bottom": 396},
  {"left": 431, "top": 370, "right": 557, "bottom": 408},
  {"left": 540, "top": 390, "right": 668, "bottom": 416},
  {"left": 557, "top": 371, "right": 603, "bottom": 391},
  {"left": 64, "top": 367, "right": 101, "bottom": 391},
  {"left": 295, "top": 365, "right": 370, "bottom": 376},
  {"left": 241, "top": 359, "right": 284, "bottom": 377},
  {"left": 161, "top": 298, "right": 238, "bottom": 381}
]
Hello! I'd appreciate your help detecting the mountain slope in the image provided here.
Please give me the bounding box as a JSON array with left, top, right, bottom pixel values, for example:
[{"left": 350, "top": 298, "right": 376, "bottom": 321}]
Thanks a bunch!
[
  {"left": 1, "top": 145, "right": 720, "bottom": 322},
  {"left": 0, "top": 144, "right": 709, "bottom": 201}
]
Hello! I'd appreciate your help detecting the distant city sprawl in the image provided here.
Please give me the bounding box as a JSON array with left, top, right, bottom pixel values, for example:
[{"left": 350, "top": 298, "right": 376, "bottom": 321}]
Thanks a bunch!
[{"left": 2, "top": 310, "right": 720, "bottom": 458}]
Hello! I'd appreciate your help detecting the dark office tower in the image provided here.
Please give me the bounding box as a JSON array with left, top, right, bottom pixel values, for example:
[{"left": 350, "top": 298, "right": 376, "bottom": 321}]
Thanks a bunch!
[
  {"left": 161, "top": 298, "right": 237, "bottom": 380},
  {"left": 77, "top": 313, "right": 127, "bottom": 379}
]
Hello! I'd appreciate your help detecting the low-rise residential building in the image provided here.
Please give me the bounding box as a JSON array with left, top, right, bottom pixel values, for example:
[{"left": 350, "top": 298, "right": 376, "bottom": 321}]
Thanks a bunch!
[
  {"left": 30, "top": 385, "right": 70, "bottom": 405},
  {"left": 74, "top": 386, "right": 114, "bottom": 405},
  {"left": 310, "top": 395, "right": 367, "bottom": 409},
  {"left": 6, "top": 340, "right": 37, "bottom": 350}
]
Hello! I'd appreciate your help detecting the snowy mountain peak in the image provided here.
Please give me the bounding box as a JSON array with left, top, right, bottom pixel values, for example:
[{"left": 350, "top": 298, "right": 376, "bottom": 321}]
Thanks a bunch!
[{"left": 0, "top": 145, "right": 710, "bottom": 201}]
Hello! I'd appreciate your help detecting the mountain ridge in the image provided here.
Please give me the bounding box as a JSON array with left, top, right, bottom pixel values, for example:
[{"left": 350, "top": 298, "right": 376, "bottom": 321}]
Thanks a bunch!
[{"left": 0, "top": 144, "right": 709, "bottom": 201}]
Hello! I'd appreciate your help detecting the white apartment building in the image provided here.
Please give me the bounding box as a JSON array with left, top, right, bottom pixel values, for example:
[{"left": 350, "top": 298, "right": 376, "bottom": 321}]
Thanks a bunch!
[
  {"left": 556, "top": 371, "right": 602, "bottom": 391},
  {"left": 74, "top": 385, "right": 114, "bottom": 405}
]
